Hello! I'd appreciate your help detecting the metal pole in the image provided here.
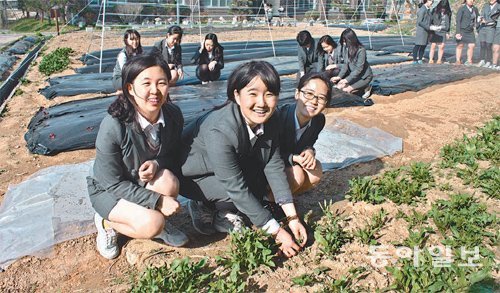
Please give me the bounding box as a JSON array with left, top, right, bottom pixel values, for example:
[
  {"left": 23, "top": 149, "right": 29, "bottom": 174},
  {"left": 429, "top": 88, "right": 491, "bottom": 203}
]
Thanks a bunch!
[
  {"left": 393, "top": 0, "right": 405, "bottom": 45},
  {"left": 177, "top": 0, "right": 180, "bottom": 24},
  {"left": 361, "top": 0, "right": 373, "bottom": 49},
  {"left": 99, "top": 0, "right": 106, "bottom": 74}
]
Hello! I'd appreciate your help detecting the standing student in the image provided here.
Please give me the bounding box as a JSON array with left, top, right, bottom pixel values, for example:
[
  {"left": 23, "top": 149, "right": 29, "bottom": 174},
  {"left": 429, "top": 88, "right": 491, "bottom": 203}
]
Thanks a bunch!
[
  {"left": 477, "top": 0, "right": 498, "bottom": 67},
  {"left": 331, "top": 28, "right": 373, "bottom": 97},
  {"left": 296, "top": 30, "right": 318, "bottom": 78},
  {"left": 181, "top": 61, "right": 307, "bottom": 258},
  {"left": 112, "top": 29, "right": 143, "bottom": 91},
  {"left": 87, "top": 54, "right": 188, "bottom": 260},
  {"left": 455, "top": 0, "right": 479, "bottom": 65},
  {"left": 277, "top": 72, "right": 331, "bottom": 196},
  {"left": 428, "top": 2, "right": 451, "bottom": 64},
  {"left": 316, "top": 35, "right": 343, "bottom": 79},
  {"left": 413, "top": 0, "right": 434, "bottom": 64},
  {"left": 491, "top": 1, "right": 500, "bottom": 69},
  {"left": 153, "top": 25, "right": 184, "bottom": 85},
  {"left": 191, "top": 33, "right": 224, "bottom": 84}
]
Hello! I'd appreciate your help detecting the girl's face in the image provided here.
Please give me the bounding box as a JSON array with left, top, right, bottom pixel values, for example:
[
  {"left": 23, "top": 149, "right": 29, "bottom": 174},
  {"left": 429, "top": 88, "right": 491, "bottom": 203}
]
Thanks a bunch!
[
  {"left": 466, "top": 0, "right": 474, "bottom": 6},
  {"left": 128, "top": 66, "right": 169, "bottom": 122},
  {"left": 321, "top": 41, "right": 334, "bottom": 54},
  {"left": 127, "top": 34, "right": 139, "bottom": 49},
  {"left": 167, "top": 33, "right": 181, "bottom": 47},
  {"left": 295, "top": 78, "right": 328, "bottom": 120},
  {"left": 234, "top": 76, "right": 278, "bottom": 128},
  {"left": 425, "top": 0, "right": 433, "bottom": 7},
  {"left": 204, "top": 39, "right": 214, "bottom": 53}
]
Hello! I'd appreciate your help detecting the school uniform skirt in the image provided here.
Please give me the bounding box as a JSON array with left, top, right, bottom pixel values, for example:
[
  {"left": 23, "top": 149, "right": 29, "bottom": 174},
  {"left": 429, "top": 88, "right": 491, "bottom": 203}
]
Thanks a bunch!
[
  {"left": 494, "top": 28, "right": 500, "bottom": 44},
  {"left": 458, "top": 30, "right": 476, "bottom": 44},
  {"left": 479, "top": 26, "right": 496, "bottom": 43},
  {"left": 429, "top": 32, "right": 446, "bottom": 43}
]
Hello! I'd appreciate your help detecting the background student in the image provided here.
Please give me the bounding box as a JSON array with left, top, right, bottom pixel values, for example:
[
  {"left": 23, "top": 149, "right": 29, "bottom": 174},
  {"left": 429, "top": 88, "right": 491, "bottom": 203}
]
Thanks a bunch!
[
  {"left": 191, "top": 33, "right": 224, "bottom": 84},
  {"left": 296, "top": 30, "right": 318, "bottom": 78},
  {"left": 316, "top": 35, "right": 343, "bottom": 79},
  {"left": 477, "top": 0, "right": 498, "bottom": 67},
  {"left": 491, "top": 1, "right": 500, "bottom": 69},
  {"left": 455, "top": 0, "right": 479, "bottom": 65},
  {"left": 87, "top": 54, "right": 188, "bottom": 260},
  {"left": 112, "top": 29, "right": 143, "bottom": 91},
  {"left": 413, "top": 0, "right": 434, "bottom": 64},
  {"left": 181, "top": 61, "right": 307, "bottom": 258},
  {"left": 152, "top": 25, "right": 184, "bottom": 85},
  {"left": 428, "top": 2, "right": 451, "bottom": 64},
  {"left": 277, "top": 72, "right": 331, "bottom": 196},
  {"left": 331, "top": 28, "right": 373, "bottom": 97}
]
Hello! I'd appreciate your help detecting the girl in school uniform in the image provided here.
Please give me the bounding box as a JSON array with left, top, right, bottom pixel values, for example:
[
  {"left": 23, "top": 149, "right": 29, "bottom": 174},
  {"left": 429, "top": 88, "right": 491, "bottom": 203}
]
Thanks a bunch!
[
  {"left": 181, "top": 61, "right": 307, "bottom": 258},
  {"left": 153, "top": 25, "right": 184, "bottom": 85},
  {"left": 112, "top": 29, "right": 143, "bottom": 91},
  {"left": 491, "top": 0, "right": 500, "bottom": 69},
  {"left": 428, "top": 2, "right": 451, "bottom": 64},
  {"left": 296, "top": 30, "right": 318, "bottom": 78},
  {"left": 331, "top": 28, "right": 373, "bottom": 97},
  {"left": 191, "top": 33, "right": 224, "bottom": 84},
  {"left": 316, "top": 35, "right": 343, "bottom": 79},
  {"left": 455, "top": 0, "right": 480, "bottom": 65},
  {"left": 413, "top": 0, "right": 434, "bottom": 64},
  {"left": 87, "top": 54, "right": 188, "bottom": 260},
  {"left": 477, "top": 0, "right": 499, "bottom": 67},
  {"left": 277, "top": 72, "right": 331, "bottom": 196}
]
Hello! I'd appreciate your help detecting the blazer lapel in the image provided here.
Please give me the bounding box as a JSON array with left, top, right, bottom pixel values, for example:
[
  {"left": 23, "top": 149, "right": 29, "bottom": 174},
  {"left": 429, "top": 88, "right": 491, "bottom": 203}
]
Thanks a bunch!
[{"left": 286, "top": 104, "right": 297, "bottom": 151}]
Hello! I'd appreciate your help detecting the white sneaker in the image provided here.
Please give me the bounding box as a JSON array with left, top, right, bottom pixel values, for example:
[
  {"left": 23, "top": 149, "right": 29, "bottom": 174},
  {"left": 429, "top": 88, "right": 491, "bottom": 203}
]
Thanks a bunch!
[
  {"left": 362, "top": 85, "right": 372, "bottom": 99},
  {"left": 213, "top": 211, "right": 245, "bottom": 233},
  {"left": 477, "top": 60, "right": 485, "bottom": 67},
  {"left": 483, "top": 62, "right": 491, "bottom": 68},
  {"left": 201, "top": 81, "right": 209, "bottom": 85},
  {"left": 94, "top": 213, "right": 119, "bottom": 259}
]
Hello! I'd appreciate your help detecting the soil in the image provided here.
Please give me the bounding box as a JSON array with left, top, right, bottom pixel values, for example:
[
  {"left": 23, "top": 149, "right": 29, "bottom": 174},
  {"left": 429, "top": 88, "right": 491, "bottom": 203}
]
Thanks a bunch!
[{"left": 0, "top": 24, "right": 499, "bottom": 292}]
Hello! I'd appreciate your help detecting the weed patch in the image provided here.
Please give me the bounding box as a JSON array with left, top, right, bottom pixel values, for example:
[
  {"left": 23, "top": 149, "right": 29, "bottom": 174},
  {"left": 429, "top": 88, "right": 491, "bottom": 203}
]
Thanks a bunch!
[
  {"left": 313, "top": 201, "right": 352, "bottom": 258},
  {"left": 39, "top": 47, "right": 73, "bottom": 76}
]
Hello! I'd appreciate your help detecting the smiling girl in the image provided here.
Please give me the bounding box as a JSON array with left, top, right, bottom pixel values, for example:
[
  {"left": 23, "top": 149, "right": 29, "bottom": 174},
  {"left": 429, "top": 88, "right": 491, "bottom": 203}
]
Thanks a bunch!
[
  {"left": 87, "top": 54, "right": 188, "bottom": 260},
  {"left": 112, "top": 29, "right": 143, "bottom": 91},
  {"left": 153, "top": 25, "right": 184, "bottom": 85}
]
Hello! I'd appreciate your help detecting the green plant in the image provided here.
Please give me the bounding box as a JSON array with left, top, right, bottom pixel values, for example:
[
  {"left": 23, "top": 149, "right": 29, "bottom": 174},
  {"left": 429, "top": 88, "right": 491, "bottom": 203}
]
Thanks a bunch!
[
  {"left": 401, "top": 227, "right": 434, "bottom": 249},
  {"left": 291, "top": 267, "right": 330, "bottom": 286},
  {"left": 314, "top": 201, "right": 352, "bottom": 258},
  {"left": 456, "top": 162, "right": 480, "bottom": 185},
  {"left": 408, "top": 162, "right": 434, "bottom": 186},
  {"left": 439, "top": 182, "right": 453, "bottom": 191},
  {"left": 396, "top": 209, "right": 428, "bottom": 229},
  {"left": 353, "top": 209, "right": 388, "bottom": 245},
  {"left": 131, "top": 257, "right": 210, "bottom": 293},
  {"left": 319, "top": 267, "right": 368, "bottom": 292},
  {"left": 14, "top": 88, "right": 23, "bottom": 96},
  {"left": 345, "top": 176, "right": 385, "bottom": 204},
  {"left": 477, "top": 166, "right": 499, "bottom": 199},
  {"left": 39, "top": 47, "right": 73, "bottom": 76}
]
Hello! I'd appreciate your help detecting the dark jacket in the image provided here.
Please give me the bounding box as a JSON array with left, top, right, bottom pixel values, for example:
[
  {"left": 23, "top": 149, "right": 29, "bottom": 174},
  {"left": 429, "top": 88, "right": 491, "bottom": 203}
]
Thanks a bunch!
[
  {"left": 181, "top": 102, "right": 292, "bottom": 227},
  {"left": 338, "top": 46, "right": 373, "bottom": 84},
  {"left": 431, "top": 11, "right": 451, "bottom": 37},
  {"left": 316, "top": 45, "right": 344, "bottom": 72},
  {"left": 416, "top": 5, "right": 432, "bottom": 45},
  {"left": 87, "top": 103, "right": 184, "bottom": 210},
  {"left": 152, "top": 39, "right": 183, "bottom": 69},
  {"left": 191, "top": 46, "right": 224, "bottom": 70},
  {"left": 277, "top": 103, "right": 325, "bottom": 167},
  {"left": 298, "top": 39, "right": 318, "bottom": 74},
  {"left": 456, "top": 4, "right": 479, "bottom": 34}
]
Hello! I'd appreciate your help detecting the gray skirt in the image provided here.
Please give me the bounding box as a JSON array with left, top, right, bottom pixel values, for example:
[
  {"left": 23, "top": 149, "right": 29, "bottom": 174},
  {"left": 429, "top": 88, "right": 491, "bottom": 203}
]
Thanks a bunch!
[
  {"left": 479, "top": 26, "right": 496, "bottom": 43},
  {"left": 494, "top": 29, "right": 500, "bottom": 45},
  {"left": 458, "top": 30, "right": 476, "bottom": 44}
]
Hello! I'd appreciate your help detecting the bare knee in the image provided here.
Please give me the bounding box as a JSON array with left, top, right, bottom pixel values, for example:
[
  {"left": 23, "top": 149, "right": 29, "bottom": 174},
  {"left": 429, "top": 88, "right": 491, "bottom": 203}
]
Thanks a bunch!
[
  {"left": 133, "top": 212, "right": 164, "bottom": 238},
  {"left": 308, "top": 160, "right": 323, "bottom": 187},
  {"left": 148, "top": 169, "right": 179, "bottom": 197},
  {"left": 170, "top": 70, "right": 179, "bottom": 84},
  {"left": 286, "top": 165, "right": 306, "bottom": 191}
]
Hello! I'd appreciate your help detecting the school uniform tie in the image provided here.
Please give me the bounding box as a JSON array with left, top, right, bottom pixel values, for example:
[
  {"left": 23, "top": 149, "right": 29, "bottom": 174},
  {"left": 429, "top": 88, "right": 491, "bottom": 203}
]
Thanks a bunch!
[{"left": 145, "top": 124, "right": 161, "bottom": 149}]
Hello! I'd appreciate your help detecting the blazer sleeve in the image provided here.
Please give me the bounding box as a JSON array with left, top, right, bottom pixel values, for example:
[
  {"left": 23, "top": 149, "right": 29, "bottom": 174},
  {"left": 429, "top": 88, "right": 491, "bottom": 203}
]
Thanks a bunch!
[
  {"left": 204, "top": 129, "right": 274, "bottom": 228},
  {"left": 304, "top": 115, "right": 325, "bottom": 151},
  {"left": 191, "top": 48, "right": 201, "bottom": 65},
  {"left": 316, "top": 53, "right": 325, "bottom": 72},
  {"left": 345, "top": 48, "right": 367, "bottom": 84},
  {"left": 417, "top": 7, "right": 430, "bottom": 31},
  {"left": 214, "top": 48, "right": 224, "bottom": 69},
  {"left": 264, "top": 143, "right": 294, "bottom": 205},
  {"left": 156, "top": 104, "right": 184, "bottom": 173},
  {"left": 443, "top": 14, "right": 451, "bottom": 32},
  {"left": 456, "top": 7, "right": 464, "bottom": 34},
  {"left": 297, "top": 46, "right": 306, "bottom": 73},
  {"left": 175, "top": 45, "right": 183, "bottom": 69},
  {"left": 337, "top": 55, "right": 348, "bottom": 79},
  {"left": 93, "top": 116, "right": 161, "bottom": 210}
]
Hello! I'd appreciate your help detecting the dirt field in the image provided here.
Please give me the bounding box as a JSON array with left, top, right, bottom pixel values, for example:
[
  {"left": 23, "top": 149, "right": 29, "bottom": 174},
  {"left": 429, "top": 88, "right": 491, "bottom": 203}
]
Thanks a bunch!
[{"left": 0, "top": 25, "right": 499, "bottom": 291}]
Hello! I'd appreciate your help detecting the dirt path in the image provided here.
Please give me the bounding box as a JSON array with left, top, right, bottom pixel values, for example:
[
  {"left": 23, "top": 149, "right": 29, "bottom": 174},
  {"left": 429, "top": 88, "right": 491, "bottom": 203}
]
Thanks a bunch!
[{"left": 0, "top": 27, "right": 499, "bottom": 291}]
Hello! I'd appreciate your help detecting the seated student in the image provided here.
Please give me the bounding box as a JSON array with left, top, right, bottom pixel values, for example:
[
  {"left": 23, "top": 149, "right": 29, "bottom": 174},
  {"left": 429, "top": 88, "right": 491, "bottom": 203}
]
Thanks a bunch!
[
  {"left": 112, "top": 29, "right": 143, "bottom": 91},
  {"left": 296, "top": 30, "right": 318, "bottom": 78},
  {"left": 152, "top": 25, "right": 184, "bottom": 85},
  {"left": 87, "top": 54, "right": 188, "bottom": 260},
  {"left": 316, "top": 35, "right": 343, "bottom": 79},
  {"left": 331, "top": 28, "right": 373, "bottom": 98},
  {"left": 277, "top": 72, "right": 331, "bottom": 196},
  {"left": 181, "top": 61, "right": 307, "bottom": 258},
  {"left": 191, "top": 33, "right": 224, "bottom": 85}
]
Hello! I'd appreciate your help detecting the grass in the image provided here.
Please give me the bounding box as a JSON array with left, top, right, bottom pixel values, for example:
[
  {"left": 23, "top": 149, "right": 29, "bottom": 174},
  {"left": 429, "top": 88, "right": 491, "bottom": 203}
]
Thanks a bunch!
[
  {"left": 8, "top": 18, "right": 79, "bottom": 33},
  {"left": 313, "top": 201, "right": 352, "bottom": 258}
]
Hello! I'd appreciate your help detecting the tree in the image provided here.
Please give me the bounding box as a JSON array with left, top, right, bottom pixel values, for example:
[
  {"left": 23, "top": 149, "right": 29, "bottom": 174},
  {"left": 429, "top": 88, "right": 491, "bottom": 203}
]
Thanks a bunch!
[
  {"left": 230, "top": 0, "right": 253, "bottom": 21},
  {"left": 115, "top": 3, "right": 143, "bottom": 24}
]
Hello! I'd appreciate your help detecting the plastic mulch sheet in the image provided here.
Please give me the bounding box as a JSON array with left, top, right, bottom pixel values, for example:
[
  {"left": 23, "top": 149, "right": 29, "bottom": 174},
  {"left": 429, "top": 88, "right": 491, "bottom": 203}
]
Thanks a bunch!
[
  {"left": 0, "top": 54, "right": 18, "bottom": 78},
  {"left": 5, "top": 118, "right": 402, "bottom": 269},
  {"left": 7, "top": 37, "right": 37, "bottom": 55},
  {"left": 27, "top": 77, "right": 370, "bottom": 155},
  {"left": 0, "top": 161, "right": 96, "bottom": 270}
]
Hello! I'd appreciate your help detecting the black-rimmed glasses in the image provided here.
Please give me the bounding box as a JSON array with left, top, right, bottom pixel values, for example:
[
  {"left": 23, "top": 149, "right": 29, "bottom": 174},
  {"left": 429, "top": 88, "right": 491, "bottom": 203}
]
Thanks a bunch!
[{"left": 300, "top": 90, "right": 328, "bottom": 105}]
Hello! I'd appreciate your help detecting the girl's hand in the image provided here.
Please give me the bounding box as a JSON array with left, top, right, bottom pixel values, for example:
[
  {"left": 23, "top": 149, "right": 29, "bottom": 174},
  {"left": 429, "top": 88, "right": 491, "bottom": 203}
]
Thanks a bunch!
[
  {"left": 331, "top": 76, "right": 341, "bottom": 83},
  {"left": 275, "top": 228, "right": 301, "bottom": 258},
  {"left": 292, "top": 154, "right": 306, "bottom": 166},
  {"left": 208, "top": 61, "right": 217, "bottom": 71},
  {"left": 299, "top": 149, "right": 316, "bottom": 170},
  {"left": 288, "top": 218, "right": 307, "bottom": 247},
  {"left": 157, "top": 196, "right": 180, "bottom": 216},
  {"left": 139, "top": 160, "right": 158, "bottom": 182},
  {"left": 325, "top": 64, "right": 337, "bottom": 70},
  {"left": 177, "top": 68, "right": 184, "bottom": 80},
  {"left": 342, "top": 85, "right": 354, "bottom": 93}
]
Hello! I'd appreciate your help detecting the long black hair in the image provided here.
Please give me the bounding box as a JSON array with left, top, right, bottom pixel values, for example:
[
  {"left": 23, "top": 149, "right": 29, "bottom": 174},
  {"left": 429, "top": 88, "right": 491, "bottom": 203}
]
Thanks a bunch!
[
  {"left": 316, "top": 35, "right": 337, "bottom": 56},
  {"left": 226, "top": 60, "right": 280, "bottom": 102},
  {"left": 296, "top": 30, "right": 314, "bottom": 47},
  {"left": 297, "top": 72, "right": 333, "bottom": 104},
  {"left": 166, "top": 25, "right": 183, "bottom": 44},
  {"left": 123, "top": 29, "right": 143, "bottom": 58},
  {"left": 340, "top": 28, "right": 363, "bottom": 62},
  {"left": 203, "top": 33, "right": 224, "bottom": 54},
  {"left": 108, "top": 53, "right": 171, "bottom": 123}
]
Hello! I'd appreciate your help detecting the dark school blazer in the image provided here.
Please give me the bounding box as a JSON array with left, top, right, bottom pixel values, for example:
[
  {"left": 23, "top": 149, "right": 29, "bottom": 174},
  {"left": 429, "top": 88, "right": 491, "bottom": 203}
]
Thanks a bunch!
[
  {"left": 456, "top": 5, "right": 480, "bottom": 34},
  {"left": 298, "top": 39, "right": 318, "bottom": 74},
  {"left": 415, "top": 5, "right": 432, "bottom": 45},
  {"left": 337, "top": 47, "right": 373, "bottom": 84},
  {"left": 277, "top": 103, "right": 325, "bottom": 167},
  {"left": 181, "top": 102, "right": 293, "bottom": 227},
  {"left": 191, "top": 46, "right": 224, "bottom": 70},
  {"left": 316, "top": 45, "right": 344, "bottom": 72},
  {"left": 152, "top": 39, "right": 183, "bottom": 70},
  {"left": 87, "top": 103, "right": 184, "bottom": 210},
  {"left": 430, "top": 11, "right": 451, "bottom": 37}
]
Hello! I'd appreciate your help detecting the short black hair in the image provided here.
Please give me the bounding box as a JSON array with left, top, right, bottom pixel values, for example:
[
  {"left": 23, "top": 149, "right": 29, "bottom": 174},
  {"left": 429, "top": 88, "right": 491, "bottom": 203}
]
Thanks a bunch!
[{"left": 226, "top": 61, "right": 280, "bottom": 102}]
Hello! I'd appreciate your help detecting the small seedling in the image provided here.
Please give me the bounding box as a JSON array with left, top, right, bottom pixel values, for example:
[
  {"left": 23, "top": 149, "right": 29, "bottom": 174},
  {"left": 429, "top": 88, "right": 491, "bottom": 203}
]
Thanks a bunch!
[
  {"left": 314, "top": 201, "right": 352, "bottom": 258},
  {"left": 353, "top": 209, "right": 388, "bottom": 245}
]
